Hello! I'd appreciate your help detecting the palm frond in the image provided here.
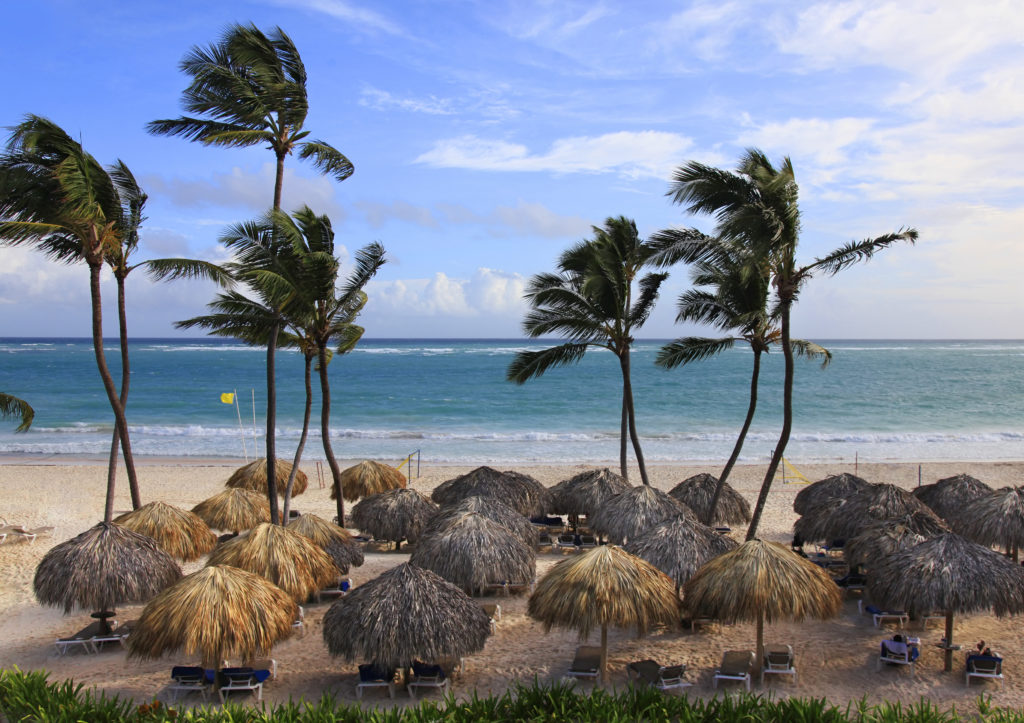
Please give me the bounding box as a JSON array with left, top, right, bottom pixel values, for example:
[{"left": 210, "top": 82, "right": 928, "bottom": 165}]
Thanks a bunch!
[
  {"left": 506, "top": 343, "right": 590, "bottom": 384},
  {"left": 790, "top": 339, "right": 832, "bottom": 368},
  {"left": 144, "top": 258, "right": 235, "bottom": 286},
  {"left": 0, "top": 392, "right": 34, "bottom": 432},
  {"left": 807, "top": 229, "right": 918, "bottom": 276},
  {"left": 656, "top": 337, "right": 736, "bottom": 368},
  {"left": 297, "top": 141, "right": 354, "bottom": 182},
  {"left": 629, "top": 272, "right": 668, "bottom": 327}
]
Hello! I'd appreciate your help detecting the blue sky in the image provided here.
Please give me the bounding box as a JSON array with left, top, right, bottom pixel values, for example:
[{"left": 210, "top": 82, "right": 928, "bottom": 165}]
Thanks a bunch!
[{"left": 2, "top": 0, "right": 1021, "bottom": 339}]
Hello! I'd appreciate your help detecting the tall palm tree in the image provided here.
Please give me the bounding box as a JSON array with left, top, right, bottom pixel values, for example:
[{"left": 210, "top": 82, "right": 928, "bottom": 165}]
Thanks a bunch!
[
  {"left": 652, "top": 149, "right": 916, "bottom": 539},
  {"left": 0, "top": 393, "right": 34, "bottom": 432},
  {"left": 508, "top": 216, "right": 667, "bottom": 485}
]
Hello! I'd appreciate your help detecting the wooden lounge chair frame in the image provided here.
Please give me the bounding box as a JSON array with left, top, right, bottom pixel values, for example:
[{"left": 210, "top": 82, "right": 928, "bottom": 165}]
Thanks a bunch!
[
  {"left": 965, "top": 654, "right": 1003, "bottom": 687},
  {"left": 356, "top": 663, "right": 395, "bottom": 699},
  {"left": 567, "top": 645, "right": 601, "bottom": 680},
  {"left": 713, "top": 650, "right": 753, "bottom": 691},
  {"left": 761, "top": 644, "right": 797, "bottom": 685}
]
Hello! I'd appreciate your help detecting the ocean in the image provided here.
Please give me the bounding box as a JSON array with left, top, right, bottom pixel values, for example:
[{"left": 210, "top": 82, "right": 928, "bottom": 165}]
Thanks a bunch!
[{"left": 0, "top": 338, "right": 1021, "bottom": 466}]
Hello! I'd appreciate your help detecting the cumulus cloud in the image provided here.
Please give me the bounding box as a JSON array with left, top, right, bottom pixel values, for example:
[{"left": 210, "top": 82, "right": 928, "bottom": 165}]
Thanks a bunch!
[{"left": 366, "top": 268, "right": 528, "bottom": 318}]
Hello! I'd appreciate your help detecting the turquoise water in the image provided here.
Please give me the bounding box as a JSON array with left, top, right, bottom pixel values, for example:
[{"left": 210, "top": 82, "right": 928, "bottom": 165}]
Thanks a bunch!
[{"left": 0, "top": 338, "right": 1022, "bottom": 464}]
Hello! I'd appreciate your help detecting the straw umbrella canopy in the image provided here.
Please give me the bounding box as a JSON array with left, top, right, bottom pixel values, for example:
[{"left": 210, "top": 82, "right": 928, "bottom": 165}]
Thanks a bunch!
[
  {"left": 528, "top": 545, "right": 679, "bottom": 684},
  {"left": 207, "top": 523, "right": 337, "bottom": 603},
  {"left": 226, "top": 459, "right": 308, "bottom": 497},
  {"left": 424, "top": 495, "right": 538, "bottom": 547},
  {"left": 913, "top": 474, "right": 992, "bottom": 523},
  {"left": 34, "top": 523, "right": 182, "bottom": 632},
  {"left": 624, "top": 513, "right": 738, "bottom": 592},
  {"left": 868, "top": 533, "right": 1024, "bottom": 671},
  {"left": 128, "top": 565, "right": 298, "bottom": 670},
  {"left": 410, "top": 513, "right": 536, "bottom": 594},
  {"left": 589, "top": 485, "right": 692, "bottom": 544},
  {"left": 113, "top": 501, "right": 216, "bottom": 562},
  {"left": 350, "top": 488, "right": 439, "bottom": 548},
  {"left": 950, "top": 486, "right": 1024, "bottom": 560},
  {"left": 191, "top": 488, "right": 271, "bottom": 533},
  {"left": 287, "top": 514, "right": 364, "bottom": 574},
  {"left": 683, "top": 539, "right": 842, "bottom": 676},
  {"left": 668, "top": 473, "right": 751, "bottom": 527},
  {"left": 330, "top": 460, "right": 407, "bottom": 502},
  {"left": 792, "top": 472, "right": 870, "bottom": 516},
  {"left": 549, "top": 468, "right": 630, "bottom": 517},
  {"left": 794, "top": 483, "right": 939, "bottom": 544},
  {"left": 431, "top": 466, "right": 551, "bottom": 517},
  {"left": 322, "top": 562, "right": 491, "bottom": 669},
  {"left": 844, "top": 512, "right": 949, "bottom": 569}
]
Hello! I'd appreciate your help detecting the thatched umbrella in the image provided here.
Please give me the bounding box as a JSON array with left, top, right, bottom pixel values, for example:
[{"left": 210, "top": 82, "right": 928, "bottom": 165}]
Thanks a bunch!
[
  {"left": 668, "top": 473, "right": 751, "bottom": 527},
  {"left": 431, "top": 466, "right": 551, "bottom": 517},
  {"left": 794, "top": 483, "right": 939, "bottom": 544},
  {"left": 792, "top": 472, "right": 870, "bottom": 516},
  {"left": 843, "top": 513, "right": 949, "bottom": 569},
  {"left": 589, "top": 485, "right": 691, "bottom": 544},
  {"left": 683, "top": 539, "right": 842, "bottom": 677},
  {"left": 34, "top": 523, "right": 182, "bottom": 633},
  {"left": 287, "top": 514, "right": 364, "bottom": 574},
  {"left": 330, "top": 460, "right": 407, "bottom": 502},
  {"left": 207, "top": 523, "right": 337, "bottom": 603},
  {"left": 411, "top": 513, "right": 535, "bottom": 594},
  {"left": 423, "top": 495, "right": 538, "bottom": 547},
  {"left": 113, "top": 501, "right": 216, "bottom": 562},
  {"left": 322, "top": 562, "right": 491, "bottom": 669},
  {"left": 191, "top": 488, "right": 271, "bottom": 533},
  {"left": 350, "top": 488, "right": 439, "bottom": 549},
  {"left": 913, "top": 474, "right": 992, "bottom": 522},
  {"left": 868, "top": 533, "right": 1024, "bottom": 671},
  {"left": 528, "top": 545, "right": 679, "bottom": 684},
  {"left": 128, "top": 565, "right": 298, "bottom": 669},
  {"left": 549, "top": 468, "right": 630, "bottom": 517},
  {"left": 624, "top": 513, "right": 738, "bottom": 592},
  {"left": 951, "top": 486, "right": 1024, "bottom": 560},
  {"left": 226, "top": 459, "right": 308, "bottom": 497}
]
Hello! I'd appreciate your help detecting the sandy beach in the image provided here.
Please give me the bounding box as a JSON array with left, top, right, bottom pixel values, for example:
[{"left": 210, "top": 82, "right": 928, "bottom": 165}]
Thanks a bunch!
[{"left": 0, "top": 457, "right": 1021, "bottom": 712}]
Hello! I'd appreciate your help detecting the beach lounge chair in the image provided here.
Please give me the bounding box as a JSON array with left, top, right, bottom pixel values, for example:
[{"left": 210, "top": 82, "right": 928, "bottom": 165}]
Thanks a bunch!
[
  {"left": 241, "top": 658, "right": 278, "bottom": 681},
  {"left": 536, "top": 532, "right": 554, "bottom": 552},
  {"left": 407, "top": 660, "right": 449, "bottom": 699},
  {"left": 877, "top": 636, "right": 920, "bottom": 676},
  {"left": 217, "top": 666, "right": 271, "bottom": 703},
  {"left": 626, "top": 659, "right": 691, "bottom": 693},
  {"left": 11, "top": 526, "right": 54, "bottom": 543},
  {"left": 316, "top": 577, "right": 351, "bottom": 603},
  {"left": 555, "top": 533, "right": 578, "bottom": 553},
  {"left": 577, "top": 534, "right": 598, "bottom": 549},
  {"left": 54, "top": 621, "right": 104, "bottom": 655},
  {"left": 713, "top": 650, "right": 754, "bottom": 691},
  {"left": 481, "top": 603, "right": 501, "bottom": 633},
  {"left": 91, "top": 620, "right": 133, "bottom": 652},
  {"left": 965, "top": 654, "right": 1003, "bottom": 687},
  {"left": 860, "top": 601, "right": 909, "bottom": 628},
  {"left": 168, "top": 666, "right": 209, "bottom": 702},
  {"left": 292, "top": 606, "right": 305, "bottom": 636},
  {"left": 761, "top": 644, "right": 797, "bottom": 685},
  {"left": 505, "top": 578, "right": 535, "bottom": 595},
  {"left": 356, "top": 663, "right": 395, "bottom": 699},
  {"left": 567, "top": 645, "right": 602, "bottom": 680}
]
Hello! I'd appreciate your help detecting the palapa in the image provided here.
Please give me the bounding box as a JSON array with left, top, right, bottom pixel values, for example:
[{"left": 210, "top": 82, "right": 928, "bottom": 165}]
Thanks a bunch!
[
  {"left": 792, "top": 472, "right": 870, "bottom": 516},
  {"left": 549, "top": 468, "right": 630, "bottom": 516},
  {"left": 423, "top": 495, "right": 537, "bottom": 547},
  {"left": 322, "top": 562, "right": 491, "bottom": 669},
  {"left": 128, "top": 565, "right": 298, "bottom": 670},
  {"left": 528, "top": 545, "right": 679, "bottom": 684},
  {"left": 683, "top": 539, "right": 842, "bottom": 675},
  {"left": 843, "top": 512, "right": 948, "bottom": 568},
  {"left": 624, "top": 512, "right": 738, "bottom": 592},
  {"left": 287, "top": 514, "right": 364, "bottom": 574},
  {"left": 794, "top": 483, "right": 939, "bottom": 544},
  {"left": 868, "top": 532, "right": 1024, "bottom": 671},
  {"left": 191, "top": 488, "right": 271, "bottom": 533},
  {"left": 226, "top": 459, "right": 308, "bottom": 497},
  {"left": 913, "top": 473, "right": 992, "bottom": 522},
  {"left": 589, "top": 485, "right": 691, "bottom": 544},
  {"left": 114, "top": 501, "right": 216, "bottom": 562},
  {"left": 330, "top": 460, "right": 407, "bottom": 501},
  {"left": 668, "top": 473, "right": 751, "bottom": 526},
  {"left": 410, "top": 513, "right": 535, "bottom": 594},
  {"left": 207, "top": 522, "right": 337, "bottom": 603},
  {"left": 950, "top": 486, "right": 1024, "bottom": 560},
  {"left": 431, "top": 466, "right": 551, "bottom": 517},
  {"left": 350, "top": 488, "right": 439, "bottom": 548}
]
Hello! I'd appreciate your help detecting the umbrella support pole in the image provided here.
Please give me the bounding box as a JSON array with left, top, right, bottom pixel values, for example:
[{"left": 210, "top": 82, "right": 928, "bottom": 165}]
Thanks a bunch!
[
  {"left": 600, "top": 624, "right": 608, "bottom": 685},
  {"left": 755, "top": 614, "right": 764, "bottom": 678},
  {"left": 944, "top": 611, "right": 954, "bottom": 672}
]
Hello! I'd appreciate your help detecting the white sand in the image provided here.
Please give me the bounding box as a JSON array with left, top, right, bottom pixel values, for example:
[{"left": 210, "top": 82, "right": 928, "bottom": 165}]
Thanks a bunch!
[{"left": 0, "top": 458, "right": 1021, "bottom": 711}]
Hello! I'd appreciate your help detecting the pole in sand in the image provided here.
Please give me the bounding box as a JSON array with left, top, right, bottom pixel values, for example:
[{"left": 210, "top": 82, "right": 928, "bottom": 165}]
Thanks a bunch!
[{"left": 233, "top": 391, "right": 249, "bottom": 462}]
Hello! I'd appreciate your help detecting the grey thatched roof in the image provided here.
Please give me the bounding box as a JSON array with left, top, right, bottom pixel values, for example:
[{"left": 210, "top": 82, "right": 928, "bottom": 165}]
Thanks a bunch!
[
  {"left": 431, "top": 466, "right": 551, "bottom": 517},
  {"left": 792, "top": 472, "right": 870, "bottom": 516},
  {"left": 424, "top": 495, "right": 538, "bottom": 547},
  {"left": 322, "top": 562, "right": 491, "bottom": 669},
  {"left": 913, "top": 473, "right": 992, "bottom": 522},
  {"left": 794, "top": 483, "right": 939, "bottom": 544},
  {"left": 668, "top": 473, "right": 751, "bottom": 526},
  {"left": 844, "top": 520, "right": 928, "bottom": 569},
  {"left": 590, "top": 485, "right": 691, "bottom": 544},
  {"left": 350, "top": 488, "right": 439, "bottom": 544},
  {"left": 287, "top": 514, "right": 364, "bottom": 574},
  {"left": 624, "top": 513, "right": 738, "bottom": 589},
  {"left": 950, "top": 486, "right": 1024, "bottom": 549},
  {"left": 549, "top": 468, "right": 630, "bottom": 516},
  {"left": 114, "top": 501, "right": 216, "bottom": 562}
]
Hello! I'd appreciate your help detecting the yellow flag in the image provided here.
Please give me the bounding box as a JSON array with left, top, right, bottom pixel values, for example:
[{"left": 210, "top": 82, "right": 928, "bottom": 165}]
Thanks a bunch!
[{"left": 220, "top": 393, "right": 235, "bottom": 404}]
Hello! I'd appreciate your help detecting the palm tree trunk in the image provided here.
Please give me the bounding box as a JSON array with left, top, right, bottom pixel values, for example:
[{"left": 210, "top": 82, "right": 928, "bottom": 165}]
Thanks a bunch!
[
  {"left": 265, "top": 322, "right": 281, "bottom": 525},
  {"left": 747, "top": 301, "right": 794, "bottom": 540},
  {"left": 706, "top": 350, "right": 761, "bottom": 525},
  {"left": 110, "top": 274, "right": 142, "bottom": 509},
  {"left": 317, "top": 344, "right": 345, "bottom": 526},
  {"left": 619, "top": 393, "right": 629, "bottom": 481},
  {"left": 273, "top": 152, "right": 286, "bottom": 212},
  {"left": 620, "top": 350, "right": 650, "bottom": 485},
  {"left": 283, "top": 353, "right": 314, "bottom": 522}
]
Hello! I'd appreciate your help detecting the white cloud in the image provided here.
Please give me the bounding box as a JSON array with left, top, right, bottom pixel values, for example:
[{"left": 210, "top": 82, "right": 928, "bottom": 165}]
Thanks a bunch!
[
  {"left": 265, "top": 0, "right": 406, "bottom": 36},
  {"left": 738, "top": 117, "right": 875, "bottom": 169},
  {"left": 366, "top": 269, "right": 528, "bottom": 318},
  {"left": 356, "top": 200, "right": 440, "bottom": 229},
  {"left": 358, "top": 87, "right": 454, "bottom": 115}
]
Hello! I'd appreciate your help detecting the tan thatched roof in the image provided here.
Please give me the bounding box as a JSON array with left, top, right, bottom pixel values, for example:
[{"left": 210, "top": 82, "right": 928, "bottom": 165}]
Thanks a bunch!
[
  {"left": 127, "top": 565, "right": 298, "bottom": 669},
  {"left": 34, "top": 523, "right": 182, "bottom": 614},
  {"left": 424, "top": 495, "right": 538, "bottom": 547},
  {"left": 792, "top": 472, "right": 870, "bottom": 516},
  {"left": 410, "top": 513, "right": 535, "bottom": 593},
  {"left": 322, "top": 562, "right": 491, "bottom": 669},
  {"left": 624, "top": 513, "right": 738, "bottom": 589},
  {"left": 114, "top": 501, "right": 216, "bottom": 562},
  {"left": 431, "top": 466, "right": 551, "bottom": 517},
  {"left": 330, "top": 460, "right": 407, "bottom": 502},
  {"left": 350, "top": 488, "right": 439, "bottom": 544},
  {"left": 913, "top": 473, "right": 992, "bottom": 522},
  {"left": 226, "top": 459, "right": 308, "bottom": 497},
  {"left": 951, "top": 486, "right": 1024, "bottom": 549},
  {"left": 191, "top": 488, "right": 271, "bottom": 533},
  {"left": 668, "top": 473, "right": 751, "bottom": 526},
  {"left": 206, "top": 523, "right": 337, "bottom": 602},
  {"left": 287, "top": 514, "right": 364, "bottom": 574},
  {"left": 794, "top": 483, "right": 939, "bottom": 544},
  {"left": 589, "top": 485, "right": 691, "bottom": 544},
  {"left": 549, "top": 468, "right": 630, "bottom": 516}
]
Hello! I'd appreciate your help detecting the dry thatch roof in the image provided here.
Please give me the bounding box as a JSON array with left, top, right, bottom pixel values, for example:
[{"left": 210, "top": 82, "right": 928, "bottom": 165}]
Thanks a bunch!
[
  {"left": 191, "top": 488, "right": 271, "bottom": 533},
  {"left": 225, "top": 459, "right": 308, "bottom": 497},
  {"left": 549, "top": 468, "right": 630, "bottom": 516},
  {"left": 792, "top": 472, "right": 870, "bottom": 516},
  {"left": 913, "top": 473, "right": 992, "bottom": 522},
  {"left": 330, "top": 460, "right": 407, "bottom": 501},
  {"left": 668, "top": 473, "right": 751, "bottom": 526},
  {"left": 424, "top": 495, "right": 538, "bottom": 547},
  {"left": 844, "top": 521, "right": 929, "bottom": 569},
  {"left": 322, "top": 562, "right": 491, "bottom": 669},
  {"left": 794, "top": 483, "right": 939, "bottom": 544},
  {"left": 951, "top": 487, "right": 1024, "bottom": 549},
  {"left": 34, "top": 523, "right": 182, "bottom": 614},
  {"left": 431, "top": 466, "right": 551, "bottom": 517},
  {"left": 410, "top": 513, "right": 535, "bottom": 593},
  {"left": 350, "top": 488, "right": 439, "bottom": 544},
  {"left": 206, "top": 523, "right": 337, "bottom": 602},
  {"left": 624, "top": 513, "right": 738, "bottom": 589},
  {"left": 589, "top": 485, "right": 691, "bottom": 544},
  {"left": 113, "top": 501, "right": 216, "bottom": 562},
  {"left": 287, "top": 514, "right": 364, "bottom": 574},
  {"left": 127, "top": 565, "right": 298, "bottom": 669}
]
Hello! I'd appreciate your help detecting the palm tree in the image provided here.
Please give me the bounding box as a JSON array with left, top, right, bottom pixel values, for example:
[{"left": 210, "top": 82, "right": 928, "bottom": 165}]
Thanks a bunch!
[
  {"left": 656, "top": 246, "right": 830, "bottom": 525},
  {"left": 652, "top": 149, "right": 916, "bottom": 539},
  {"left": 0, "top": 393, "right": 34, "bottom": 432},
  {"left": 508, "top": 216, "right": 667, "bottom": 485}
]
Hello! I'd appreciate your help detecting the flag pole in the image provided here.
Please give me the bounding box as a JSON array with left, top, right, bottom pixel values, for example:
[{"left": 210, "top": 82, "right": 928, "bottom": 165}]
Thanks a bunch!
[
  {"left": 251, "top": 388, "right": 259, "bottom": 456},
  {"left": 233, "top": 389, "right": 248, "bottom": 462}
]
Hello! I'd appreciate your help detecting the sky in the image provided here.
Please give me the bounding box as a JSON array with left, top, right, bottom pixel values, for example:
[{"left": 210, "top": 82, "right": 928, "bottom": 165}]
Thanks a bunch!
[{"left": 2, "top": 0, "right": 1022, "bottom": 339}]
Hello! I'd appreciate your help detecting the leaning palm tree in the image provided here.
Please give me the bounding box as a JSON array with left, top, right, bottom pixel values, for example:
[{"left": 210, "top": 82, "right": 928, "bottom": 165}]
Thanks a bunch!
[
  {"left": 0, "top": 393, "right": 33, "bottom": 432},
  {"left": 652, "top": 149, "right": 916, "bottom": 538},
  {"left": 508, "top": 217, "right": 668, "bottom": 484}
]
